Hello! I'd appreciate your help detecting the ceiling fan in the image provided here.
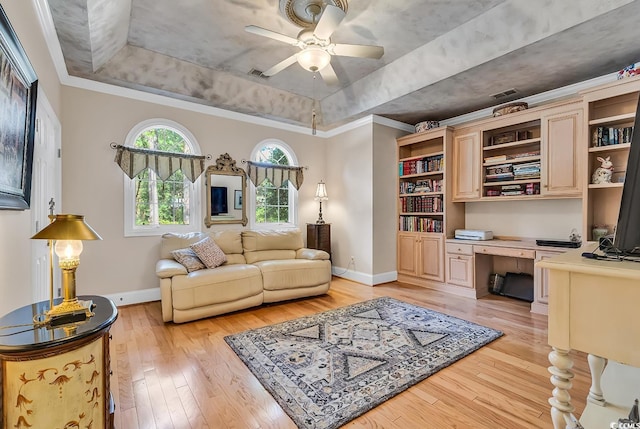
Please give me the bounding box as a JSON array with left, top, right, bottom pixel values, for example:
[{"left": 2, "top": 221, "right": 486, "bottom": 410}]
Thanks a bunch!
[{"left": 245, "top": 4, "right": 384, "bottom": 86}]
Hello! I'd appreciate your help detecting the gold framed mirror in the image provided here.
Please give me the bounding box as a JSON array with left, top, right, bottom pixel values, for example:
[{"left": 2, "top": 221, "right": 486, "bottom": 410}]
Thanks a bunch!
[{"left": 204, "top": 153, "right": 247, "bottom": 227}]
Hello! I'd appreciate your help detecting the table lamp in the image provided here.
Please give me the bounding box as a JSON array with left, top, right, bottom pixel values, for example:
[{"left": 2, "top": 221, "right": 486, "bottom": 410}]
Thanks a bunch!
[
  {"left": 314, "top": 181, "right": 328, "bottom": 224},
  {"left": 31, "top": 214, "right": 102, "bottom": 325}
]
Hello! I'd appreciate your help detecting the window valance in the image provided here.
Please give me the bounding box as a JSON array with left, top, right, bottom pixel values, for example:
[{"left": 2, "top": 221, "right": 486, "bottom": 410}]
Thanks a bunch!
[
  {"left": 113, "top": 144, "right": 206, "bottom": 183},
  {"left": 245, "top": 161, "right": 304, "bottom": 190}
]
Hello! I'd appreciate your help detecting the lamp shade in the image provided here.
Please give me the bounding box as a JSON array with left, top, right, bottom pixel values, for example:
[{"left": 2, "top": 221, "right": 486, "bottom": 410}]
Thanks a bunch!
[
  {"left": 31, "top": 214, "right": 102, "bottom": 241},
  {"left": 314, "top": 181, "right": 328, "bottom": 201},
  {"left": 297, "top": 46, "right": 331, "bottom": 72}
]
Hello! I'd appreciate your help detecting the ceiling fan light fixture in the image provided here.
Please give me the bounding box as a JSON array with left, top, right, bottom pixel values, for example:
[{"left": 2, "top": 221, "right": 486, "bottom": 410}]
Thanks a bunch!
[{"left": 297, "top": 46, "right": 331, "bottom": 72}]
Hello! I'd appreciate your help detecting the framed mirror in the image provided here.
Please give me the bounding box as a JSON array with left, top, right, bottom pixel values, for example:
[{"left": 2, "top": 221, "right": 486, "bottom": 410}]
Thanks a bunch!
[{"left": 204, "top": 153, "right": 247, "bottom": 227}]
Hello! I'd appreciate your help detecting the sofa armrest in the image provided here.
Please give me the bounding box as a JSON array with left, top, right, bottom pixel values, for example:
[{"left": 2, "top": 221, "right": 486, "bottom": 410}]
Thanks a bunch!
[
  {"left": 296, "top": 248, "right": 330, "bottom": 260},
  {"left": 156, "top": 259, "right": 187, "bottom": 278}
]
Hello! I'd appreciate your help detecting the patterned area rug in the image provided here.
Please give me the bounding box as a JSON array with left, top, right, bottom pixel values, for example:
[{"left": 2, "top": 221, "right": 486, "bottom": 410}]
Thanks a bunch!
[{"left": 224, "top": 297, "right": 503, "bottom": 429}]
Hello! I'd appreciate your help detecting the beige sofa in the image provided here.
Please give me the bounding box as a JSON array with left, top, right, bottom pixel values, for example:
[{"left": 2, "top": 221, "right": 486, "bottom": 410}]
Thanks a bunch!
[{"left": 156, "top": 229, "right": 331, "bottom": 323}]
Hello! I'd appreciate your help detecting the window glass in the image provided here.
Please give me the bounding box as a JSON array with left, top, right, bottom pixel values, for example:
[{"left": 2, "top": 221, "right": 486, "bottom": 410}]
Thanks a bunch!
[{"left": 250, "top": 141, "right": 298, "bottom": 228}]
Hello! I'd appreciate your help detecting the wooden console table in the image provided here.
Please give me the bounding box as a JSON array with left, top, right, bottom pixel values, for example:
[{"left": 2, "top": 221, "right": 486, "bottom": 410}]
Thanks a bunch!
[
  {"left": 0, "top": 295, "right": 118, "bottom": 429},
  {"left": 537, "top": 247, "right": 640, "bottom": 428}
]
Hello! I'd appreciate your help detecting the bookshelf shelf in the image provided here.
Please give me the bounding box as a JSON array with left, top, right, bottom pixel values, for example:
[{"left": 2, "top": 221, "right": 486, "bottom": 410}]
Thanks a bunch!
[
  {"left": 399, "top": 191, "right": 443, "bottom": 197},
  {"left": 484, "top": 178, "right": 541, "bottom": 186},
  {"left": 588, "top": 112, "right": 635, "bottom": 126},
  {"left": 588, "top": 143, "right": 631, "bottom": 153},
  {"left": 399, "top": 170, "right": 443, "bottom": 179},
  {"left": 483, "top": 137, "right": 541, "bottom": 152},
  {"left": 588, "top": 182, "right": 624, "bottom": 189},
  {"left": 483, "top": 155, "right": 541, "bottom": 166}
]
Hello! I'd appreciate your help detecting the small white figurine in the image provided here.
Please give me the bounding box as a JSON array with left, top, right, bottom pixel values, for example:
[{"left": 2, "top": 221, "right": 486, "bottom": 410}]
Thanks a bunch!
[{"left": 592, "top": 156, "right": 614, "bottom": 184}]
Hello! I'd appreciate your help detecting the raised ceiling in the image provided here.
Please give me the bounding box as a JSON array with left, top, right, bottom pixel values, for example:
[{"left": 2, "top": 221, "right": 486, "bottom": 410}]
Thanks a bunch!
[{"left": 45, "top": 0, "right": 640, "bottom": 130}]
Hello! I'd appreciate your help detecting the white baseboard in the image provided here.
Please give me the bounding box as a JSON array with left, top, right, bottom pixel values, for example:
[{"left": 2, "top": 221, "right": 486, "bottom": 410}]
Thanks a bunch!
[
  {"left": 332, "top": 267, "right": 397, "bottom": 286},
  {"left": 103, "top": 288, "right": 160, "bottom": 307}
]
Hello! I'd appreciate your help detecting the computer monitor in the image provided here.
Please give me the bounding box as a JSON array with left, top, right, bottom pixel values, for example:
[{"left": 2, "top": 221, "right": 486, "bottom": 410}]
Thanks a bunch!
[{"left": 613, "top": 95, "right": 640, "bottom": 255}]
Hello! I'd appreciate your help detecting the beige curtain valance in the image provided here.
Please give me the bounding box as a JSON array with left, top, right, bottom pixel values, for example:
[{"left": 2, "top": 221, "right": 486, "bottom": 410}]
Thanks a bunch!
[
  {"left": 113, "top": 144, "right": 206, "bottom": 183},
  {"left": 245, "top": 161, "right": 304, "bottom": 190}
]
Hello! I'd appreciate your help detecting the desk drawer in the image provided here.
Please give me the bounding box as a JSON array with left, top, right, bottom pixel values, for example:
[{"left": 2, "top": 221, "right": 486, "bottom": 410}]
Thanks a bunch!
[
  {"left": 473, "top": 245, "right": 535, "bottom": 259},
  {"left": 446, "top": 243, "right": 474, "bottom": 256}
]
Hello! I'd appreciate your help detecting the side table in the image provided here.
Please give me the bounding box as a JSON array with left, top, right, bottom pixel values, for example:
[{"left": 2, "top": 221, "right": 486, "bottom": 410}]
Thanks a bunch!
[
  {"left": 307, "top": 223, "right": 331, "bottom": 259},
  {"left": 0, "top": 295, "right": 118, "bottom": 429}
]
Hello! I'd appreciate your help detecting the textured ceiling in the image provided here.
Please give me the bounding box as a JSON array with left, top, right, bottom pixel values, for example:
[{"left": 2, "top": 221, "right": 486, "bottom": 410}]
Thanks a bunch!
[{"left": 46, "top": 0, "right": 640, "bottom": 130}]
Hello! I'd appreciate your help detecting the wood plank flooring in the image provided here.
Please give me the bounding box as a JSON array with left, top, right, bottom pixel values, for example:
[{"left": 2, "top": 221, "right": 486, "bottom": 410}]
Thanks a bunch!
[{"left": 109, "top": 278, "right": 591, "bottom": 428}]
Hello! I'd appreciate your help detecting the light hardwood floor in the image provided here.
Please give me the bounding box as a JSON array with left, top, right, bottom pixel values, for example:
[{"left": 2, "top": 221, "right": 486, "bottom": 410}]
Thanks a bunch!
[{"left": 109, "top": 278, "right": 590, "bottom": 428}]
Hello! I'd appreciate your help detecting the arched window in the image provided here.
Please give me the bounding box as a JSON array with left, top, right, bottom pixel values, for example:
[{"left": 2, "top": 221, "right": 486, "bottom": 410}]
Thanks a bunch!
[
  {"left": 123, "top": 119, "right": 202, "bottom": 236},
  {"left": 249, "top": 139, "right": 298, "bottom": 229}
]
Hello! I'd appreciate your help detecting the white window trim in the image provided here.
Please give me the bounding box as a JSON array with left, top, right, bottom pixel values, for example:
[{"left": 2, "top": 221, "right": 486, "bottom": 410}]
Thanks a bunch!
[
  {"left": 123, "top": 118, "right": 203, "bottom": 237},
  {"left": 248, "top": 139, "right": 299, "bottom": 230}
]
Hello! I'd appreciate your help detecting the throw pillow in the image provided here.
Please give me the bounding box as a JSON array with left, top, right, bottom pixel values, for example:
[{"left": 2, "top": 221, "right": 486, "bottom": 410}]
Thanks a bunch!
[
  {"left": 171, "top": 248, "right": 206, "bottom": 272},
  {"left": 190, "top": 236, "right": 227, "bottom": 269}
]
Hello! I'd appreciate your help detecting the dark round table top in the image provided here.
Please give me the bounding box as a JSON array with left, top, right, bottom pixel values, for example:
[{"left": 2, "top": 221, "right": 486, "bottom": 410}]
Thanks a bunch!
[{"left": 0, "top": 295, "right": 118, "bottom": 353}]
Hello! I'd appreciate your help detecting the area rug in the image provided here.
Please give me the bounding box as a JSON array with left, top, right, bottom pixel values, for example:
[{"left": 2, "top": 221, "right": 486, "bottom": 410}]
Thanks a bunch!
[{"left": 224, "top": 297, "right": 502, "bottom": 429}]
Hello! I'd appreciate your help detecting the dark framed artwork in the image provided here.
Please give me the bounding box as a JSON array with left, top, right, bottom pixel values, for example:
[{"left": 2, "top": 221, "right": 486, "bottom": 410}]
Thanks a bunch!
[
  {"left": 0, "top": 5, "right": 38, "bottom": 210},
  {"left": 210, "top": 186, "right": 228, "bottom": 215},
  {"left": 234, "top": 189, "right": 242, "bottom": 210}
]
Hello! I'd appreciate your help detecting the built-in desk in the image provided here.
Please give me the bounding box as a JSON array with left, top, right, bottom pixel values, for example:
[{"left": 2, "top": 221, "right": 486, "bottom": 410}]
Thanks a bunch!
[
  {"left": 537, "top": 246, "right": 640, "bottom": 428},
  {"left": 445, "top": 238, "right": 586, "bottom": 314}
]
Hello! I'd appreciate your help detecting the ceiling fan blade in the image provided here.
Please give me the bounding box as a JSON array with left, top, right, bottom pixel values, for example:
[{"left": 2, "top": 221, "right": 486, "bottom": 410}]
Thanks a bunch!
[
  {"left": 331, "top": 43, "right": 384, "bottom": 59},
  {"left": 262, "top": 54, "right": 299, "bottom": 77},
  {"left": 313, "top": 5, "right": 345, "bottom": 40},
  {"left": 319, "top": 63, "right": 339, "bottom": 86},
  {"left": 245, "top": 25, "right": 299, "bottom": 46}
]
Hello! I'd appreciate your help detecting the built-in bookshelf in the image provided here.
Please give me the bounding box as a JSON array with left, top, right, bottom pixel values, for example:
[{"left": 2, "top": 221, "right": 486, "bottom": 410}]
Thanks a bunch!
[
  {"left": 581, "top": 82, "right": 639, "bottom": 240},
  {"left": 396, "top": 127, "right": 465, "bottom": 285},
  {"left": 481, "top": 120, "right": 542, "bottom": 198}
]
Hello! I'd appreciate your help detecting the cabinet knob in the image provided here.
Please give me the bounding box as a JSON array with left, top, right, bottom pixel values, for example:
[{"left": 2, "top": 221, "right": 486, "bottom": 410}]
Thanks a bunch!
[
  {"left": 109, "top": 335, "right": 113, "bottom": 340},
  {"left": 110, "top": 370, "right": 113, "bottom": 376}
]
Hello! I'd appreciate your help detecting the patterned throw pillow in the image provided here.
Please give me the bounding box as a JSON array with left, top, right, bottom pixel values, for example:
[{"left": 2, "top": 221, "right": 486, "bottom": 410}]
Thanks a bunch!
[
  {"left": 190, "top": 236, "right": 227, "bottom": 269},
  {"left": 171, "top": 248, "right": 206, "bottom": 272}
]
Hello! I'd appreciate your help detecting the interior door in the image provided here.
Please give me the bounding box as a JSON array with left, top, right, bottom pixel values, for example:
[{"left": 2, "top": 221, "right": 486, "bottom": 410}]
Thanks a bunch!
[{"left": 31, "top": 92, "right": 62, "bottom": 303}]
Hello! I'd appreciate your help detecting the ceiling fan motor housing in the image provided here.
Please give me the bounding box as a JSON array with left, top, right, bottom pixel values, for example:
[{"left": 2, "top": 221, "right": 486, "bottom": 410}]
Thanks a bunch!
[{"left": 280, "top": 0, "right": 348, "bottom": 28}]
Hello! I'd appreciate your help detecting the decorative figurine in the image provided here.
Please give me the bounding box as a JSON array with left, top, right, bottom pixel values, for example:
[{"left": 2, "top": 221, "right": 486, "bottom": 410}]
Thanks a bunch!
[
  {"left": 592, "top": 156, "right": 614, "bottom": 184},
  {"left": 619, "top": 398, "right": 640, "bottom": 424}
]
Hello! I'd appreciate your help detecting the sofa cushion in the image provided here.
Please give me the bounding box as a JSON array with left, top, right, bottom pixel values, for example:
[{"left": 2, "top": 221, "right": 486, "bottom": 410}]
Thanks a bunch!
[
  {"left": 190, "top": 236, "right": 227, "bottom": 269},
  {"left": 254, "top": 259, "right": 331, "bottom": 291},
  {"left": 242, "top": 229, "right": 304, "bottom": 252},
  {"left": 171, "top": 265, "right": 263, "bottom": 310},
  {"left": 171, "top": 248, "right": 206, "bottom": 272},
  {"left": 242, "top": 230, "right": 303, "bottom": 263},
  {"left": 160, "top": 230, "right": 246, "bottom": 264}
]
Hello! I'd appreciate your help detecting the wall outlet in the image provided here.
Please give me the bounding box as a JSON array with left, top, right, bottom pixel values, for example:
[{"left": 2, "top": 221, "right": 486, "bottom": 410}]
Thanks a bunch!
[{"left": 350, "top": 256, "right": 355, "bottom": 264}]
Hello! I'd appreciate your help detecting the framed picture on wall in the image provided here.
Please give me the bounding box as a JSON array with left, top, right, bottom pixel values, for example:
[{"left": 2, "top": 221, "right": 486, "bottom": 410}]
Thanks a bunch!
[
  {"left": 234, "top": 189, "right": 242, "bottom": 210},
  {"left": 0, "top": 5, "right": 38, "bottom": 210}
]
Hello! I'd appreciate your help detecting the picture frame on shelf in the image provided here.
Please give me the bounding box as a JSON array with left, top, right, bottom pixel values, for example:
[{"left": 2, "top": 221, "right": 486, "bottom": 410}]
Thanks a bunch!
[{"left": 0, "top": 5, "right": 38, "bottom": 210}]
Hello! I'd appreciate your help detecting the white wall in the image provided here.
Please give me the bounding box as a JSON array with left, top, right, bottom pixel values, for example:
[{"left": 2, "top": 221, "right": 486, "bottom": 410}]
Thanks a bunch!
[
  {"left": 465, "top": 199, "right": 583, "bottom": 239},
  {"left": 60, "top": 87, "right": 325, "bottom": 302},
  {"left": 0, "top": 1, "right": 62, "bottom": 316}
]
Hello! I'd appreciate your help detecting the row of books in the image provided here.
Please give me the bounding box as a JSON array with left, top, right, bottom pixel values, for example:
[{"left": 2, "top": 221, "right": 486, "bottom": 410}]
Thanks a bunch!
[
  {"left": 485, "top": 183, "right": 540, "bottom": 197},
  {"left": 399, "top": 216, "right": 443, "bottom": 233},
  {"left": 485, "top": 161, "right": 540, "bottom": 182},
  {"left": 592, "top": 126, "right": 633, "bottom": 147},
  {"left": 399, "top": 178, "right": 443, "bottom": 194},
  {"left": 400, "top": 195, "right": 443, "bottom": 213},
  {"left": 484, "top": 150, "right": 540, "bottom": 164},
  {"left": 399, "top": 154, "right": 444, "bottom": 176}
]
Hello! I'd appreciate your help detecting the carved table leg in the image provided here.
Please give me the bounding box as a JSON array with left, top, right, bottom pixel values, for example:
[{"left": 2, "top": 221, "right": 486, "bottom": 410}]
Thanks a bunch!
[
  {"left": 587, "top": 354, "right": 607, "bottom": 406},
  {"left": 549, "top": 347, "right": 583, "bottom": 429}
]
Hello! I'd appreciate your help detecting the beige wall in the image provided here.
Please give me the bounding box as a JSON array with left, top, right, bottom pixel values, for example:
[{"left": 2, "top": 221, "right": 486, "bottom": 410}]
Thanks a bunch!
[
  {"left": 0, "top": 1, "right": 61, "bottom": 316},
  {"left": 372, "top": 123, "right": 408, "bottom": 278},
  {"left": 325, "top": 123, "right": 373, "bottom": 278},
  {"left": 60, "top": 87, "right": 325, "bottom": 300},
  {"left": 465, "top": 199, "right": 583, "bottom": 239}
]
